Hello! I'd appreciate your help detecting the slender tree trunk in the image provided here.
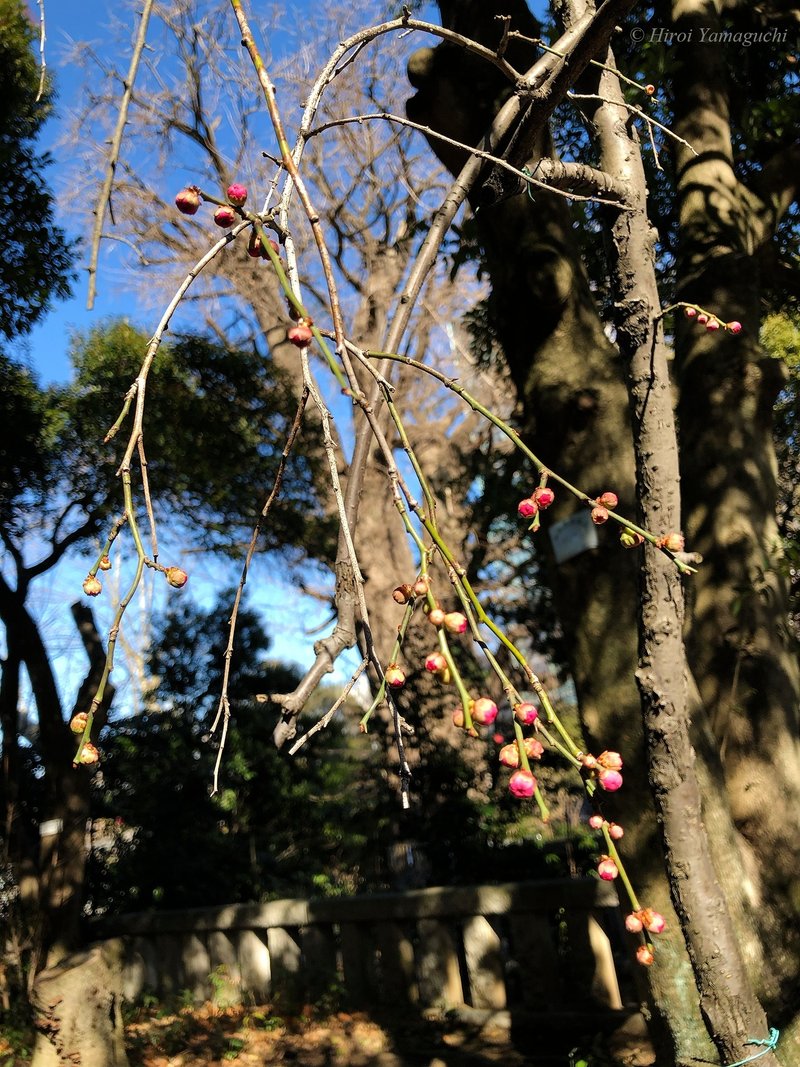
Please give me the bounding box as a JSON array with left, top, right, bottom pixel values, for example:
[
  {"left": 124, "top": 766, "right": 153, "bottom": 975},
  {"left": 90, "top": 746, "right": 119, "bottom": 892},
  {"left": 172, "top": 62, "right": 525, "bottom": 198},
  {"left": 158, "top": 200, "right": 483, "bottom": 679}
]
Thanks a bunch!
[{"left": 669, "top": 0, "right": 800, "bottom": 1007}]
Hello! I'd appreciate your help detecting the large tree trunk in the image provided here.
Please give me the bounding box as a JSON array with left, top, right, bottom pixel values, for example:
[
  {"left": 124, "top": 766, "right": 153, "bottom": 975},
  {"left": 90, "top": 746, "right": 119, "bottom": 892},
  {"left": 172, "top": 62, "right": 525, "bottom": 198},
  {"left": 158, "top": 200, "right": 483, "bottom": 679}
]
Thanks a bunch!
[
  {"left": 31, "top": 940, "right": 129, "bottom": 1067},
  {"left": 670, "top": 0, "right": 800, "bottom": 1011}
]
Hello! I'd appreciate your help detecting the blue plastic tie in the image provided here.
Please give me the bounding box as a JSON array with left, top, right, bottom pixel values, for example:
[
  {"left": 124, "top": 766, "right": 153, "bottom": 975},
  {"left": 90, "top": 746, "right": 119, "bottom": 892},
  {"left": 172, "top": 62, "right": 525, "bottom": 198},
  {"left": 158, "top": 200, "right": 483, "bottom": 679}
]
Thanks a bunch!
[
  {"left": 726, "top": 1027, "right": 780, "bottom": 1067},
  {"left": 521, "top": 165, "right": 537, "bottom": 203}
]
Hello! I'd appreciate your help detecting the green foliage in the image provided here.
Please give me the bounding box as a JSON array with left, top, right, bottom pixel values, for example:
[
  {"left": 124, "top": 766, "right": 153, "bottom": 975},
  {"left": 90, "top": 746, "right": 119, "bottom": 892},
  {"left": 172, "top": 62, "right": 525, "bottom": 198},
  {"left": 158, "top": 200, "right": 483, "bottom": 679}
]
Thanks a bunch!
[
  {"left": 0, "top": 319, "right": 335, "bottom": 559},
  {"left": 0, "top": 0, "right": 73, "bottom": 339}
]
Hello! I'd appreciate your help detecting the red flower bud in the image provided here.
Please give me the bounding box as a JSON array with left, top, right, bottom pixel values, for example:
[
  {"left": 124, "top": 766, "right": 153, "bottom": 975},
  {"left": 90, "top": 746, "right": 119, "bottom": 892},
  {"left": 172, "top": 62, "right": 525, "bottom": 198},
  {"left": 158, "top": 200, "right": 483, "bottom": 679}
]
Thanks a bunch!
[
  {"left": 509, "top": 769, "right": 536, "bottom": 798},
  {"left": 425, "top": 652, "right": 447, "bottom": 674},
  {"left": 684, "top": 306, "right": 697, "bottom": 318},
  {"left": 413, "top": 577, "right": 430, "bottom": 597},
  {"left": 608, "top": 822, "right": 624, "bottom": 840},
  {"left": 514, "top": 702, "right": 538, "bottom": 725},
  {"left": 706, "top": 318, "right": 720, "bottom": 331},
  {"left": 696, "top": 313, "right": 709, "bottom": 325},
  {"left": 517, "top": 498, "right": 538, "bottom": 519},
  {"left": 472, "top": 697, "right": 498, "bottom": 726},
  {"left": 597, "top": 750, "right": 623, "bottom": 770},
  {"left": 591, "top": 505, "right": 609, "bottom": 525},
  {"left": 385, "top": 664, "right": 406, "bottom": 688},
  {"left": 533, "top": 486, "right": 555, "bottom": 508},
  {"left": 597, "top": 491, "right": 618, "bottom": 509},
  {"left": 597, "top": 768, "right": 623, "bottom": 792},
  {"left": 657, "top": 532, "right": 685, "bottom": 553},
  {"left": 175, "top": 185, "right": 201, "bottom": 215},
  {"left": 213, "top": 205, "right": 237, "bottom": 228},
  {"left": 287, "top": 324, "right": 313, "bottom": 348},
  {"left": 727, "top": 320, "right": 742, "bottom": 334},
  {"left": 644, "top": 83, "right": 655, "bottom": 95},
  {"left": 444, "top": 611, "right": 467, "bottom": 634},
  {"left": 641, "top": 908, "right": 666, "bottom": 934},
  {"left": 597, "top": 856, "right": 618, "bottom": 880},
  {"left": 524, "top": 737, "right": 544, "bottom": 760},
  {"left": 226, "top": 182, "right": 248, "bottom": 206}
]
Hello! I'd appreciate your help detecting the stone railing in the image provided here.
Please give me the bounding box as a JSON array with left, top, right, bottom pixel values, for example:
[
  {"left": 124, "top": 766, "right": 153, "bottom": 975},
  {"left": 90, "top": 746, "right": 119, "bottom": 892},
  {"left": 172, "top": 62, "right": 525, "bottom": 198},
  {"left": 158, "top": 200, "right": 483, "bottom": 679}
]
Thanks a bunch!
[{"left": 96, "top": 878, "right": 633, "bottom": 1015}]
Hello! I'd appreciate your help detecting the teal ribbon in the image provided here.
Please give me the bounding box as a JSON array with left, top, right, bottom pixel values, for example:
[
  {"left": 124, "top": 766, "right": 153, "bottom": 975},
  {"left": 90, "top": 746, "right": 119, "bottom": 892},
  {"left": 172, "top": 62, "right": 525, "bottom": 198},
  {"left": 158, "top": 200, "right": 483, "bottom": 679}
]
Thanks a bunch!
[{"left": 727, "top": 1027, "right": 779, "bottom": 1067}]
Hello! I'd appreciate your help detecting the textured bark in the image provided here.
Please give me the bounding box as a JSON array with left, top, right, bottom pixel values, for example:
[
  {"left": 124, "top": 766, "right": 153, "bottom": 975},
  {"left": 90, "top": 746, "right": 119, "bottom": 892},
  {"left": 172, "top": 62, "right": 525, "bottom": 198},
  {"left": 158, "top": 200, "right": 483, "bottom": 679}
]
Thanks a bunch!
[
  {"left": 670, "top": 0, "right": 800, "bottom": 1003},
  {"left": 31, "top": 940, "right": 129, "bottom": 1067},
  {"left": 590, "top": 35, "right": 778, "bottom": 1066}
]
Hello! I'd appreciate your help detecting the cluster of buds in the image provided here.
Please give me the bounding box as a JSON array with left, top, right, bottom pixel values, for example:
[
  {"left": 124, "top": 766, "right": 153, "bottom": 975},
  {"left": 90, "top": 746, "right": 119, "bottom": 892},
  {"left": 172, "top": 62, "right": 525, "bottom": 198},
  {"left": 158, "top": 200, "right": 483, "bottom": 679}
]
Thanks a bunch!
[
  {"left": 590, "top": 490, "right": 618, "bottom": 526},
  {"left": 499, "top": 736, "right": 544, "bottom": 768},
  {"left": 517, "top": 484, "right": 555, "bottom": 530},
  {"left": 588, "top": 813, "right": 624, "bottom": 840},
  {"left": 581, "top": 750, "right": 624, "bottom": 792},
  {"left": 684, "top": 305, "right": 742, "bottom": 334},
  {"left": 452, "top": 697, "right": 498, "bottom": 729},
  {"left": 625, "top": 907, "right": 667, "bottom": 935},
  {"left": 175, "top": 182, "right": 249, "bottom": 226}
]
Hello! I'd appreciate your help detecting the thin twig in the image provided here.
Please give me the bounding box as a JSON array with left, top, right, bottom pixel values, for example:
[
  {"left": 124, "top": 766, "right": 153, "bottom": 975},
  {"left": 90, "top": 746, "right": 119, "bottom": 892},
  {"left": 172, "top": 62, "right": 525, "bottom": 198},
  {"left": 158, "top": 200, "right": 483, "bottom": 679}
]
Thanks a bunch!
[
  {"left": 137, "top": 437, "right": 158, "bottom": 563},
  {"left": 210, "top": 387, "right": 310, "bottom": 792},
  {"left": 567, "top": 91, "right": 698, "bottom": 155},
  {"left": 288, "top": 656, "right": 369, "bottom": 754},
  {"left": 86, "top": 0, "right": 154, "bottom": 310},
  {"left": 307, "top": 111, "right": 630, "bottom": 208}
]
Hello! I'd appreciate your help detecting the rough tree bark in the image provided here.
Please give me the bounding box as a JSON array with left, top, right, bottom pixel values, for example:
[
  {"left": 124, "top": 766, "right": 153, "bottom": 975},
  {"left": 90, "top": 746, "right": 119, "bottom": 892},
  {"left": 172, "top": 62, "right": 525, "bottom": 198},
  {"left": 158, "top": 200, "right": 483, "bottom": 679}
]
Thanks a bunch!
[{"left": 670, "top": 0, "right": 800, "bottom": 1010}]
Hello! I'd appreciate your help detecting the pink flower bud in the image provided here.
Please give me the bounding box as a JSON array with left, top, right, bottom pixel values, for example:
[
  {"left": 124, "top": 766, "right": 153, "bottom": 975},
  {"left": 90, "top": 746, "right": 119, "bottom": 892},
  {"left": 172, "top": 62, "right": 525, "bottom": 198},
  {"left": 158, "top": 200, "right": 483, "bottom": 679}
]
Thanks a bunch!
[
  {"left": 425, "top": 652, "right": 447, "bottom": 674},
  {"left": 591, "top": 505, "right": 609, "bottom": 525},
  {"left": 213, "top": 205, "right": 237, "bottom": 228},
  {"left": 78, "top": 742, "right": 100, "bottom": 765},
  {"left": 508, "top": 769, "right": 536, "bottom": 799},
  {"left": 517, "top": 497, "right": 538, "bottom": 519},
  {"left": 625, "top": 913, "right": 644, "bottom": 933},
  {"left": 597, "top": 769, "right": 623, "bottom": 792},
  {"left": 226, "top": 183, "right": 248, "bottom": 206},
  {"left": 472, "top": 698, "right": 498, "bottom": 725},
  {"left": 727, "top": 320, "right": 742, "bottom": 334},
  {"left": 684, "top": 306, "right": 697, "bottom": 318},
  {"left": 644, "top": 83, "right": 655, "bottom": 95},
  {"left": 83, "top": 575, "right": 102, "bottom": 597},
  {"left": 70, "top": 712, "right": 89, "bottom": 735},
  {"left": 588, "top": 814, "right": 604, "bottom": 830},
  {"left": 385, "top": 664, "right": 406, "bottom": 688},
  {"left": 428, "top": 607, "right": 446, "bottom": 627},
  {"left": 597, "top": 750, "right": 623, "bottom": 771},
  {"left": 165, "top": 566, "right": 188, "bottom": 589},
  {"left": 287, "top": 324, "right": 313, "bottom": 348},
  {"left": 597, "top": 857, "right": 619, "bottom": 880},
  {"left": 524, "top": 737, "right": 544, "bottom": 760},
  {"left": 641, "top": 909, "right": 666, "bottom": 934},
  {"left": 175, "top": 185, "right": 201, "bottom": 215},
  {"left": 636, "top": 945, "right": 655, "bottom": 967},
  {"left": 413, "top": 577, "right": 430, "bottom": 597},
  {"left": 608, "top": 822, "right": 624, "bottom": 840},
  {"left": 597, "top": 491, "right": 618, "bottom": 509},
  {"left": 444, "top": 611, "right": 467, "bottom": 634},
  {"left": 514, "top": 702, "right": 538, "bottom": 725},
  {"left": 706, "top": 318, "right": 720, "bottom": 331},
  {"left": 99, "top": 555, "right": 112, "bottom": 571},
  {"left": 696, "top": 313, "right": 708, "bottom": 325},
  {"left": 533, "top": 486, "right": 555, "bottom": 509},
  {"left": 499, "top": 743, "right": 520, "bottom": 768}
]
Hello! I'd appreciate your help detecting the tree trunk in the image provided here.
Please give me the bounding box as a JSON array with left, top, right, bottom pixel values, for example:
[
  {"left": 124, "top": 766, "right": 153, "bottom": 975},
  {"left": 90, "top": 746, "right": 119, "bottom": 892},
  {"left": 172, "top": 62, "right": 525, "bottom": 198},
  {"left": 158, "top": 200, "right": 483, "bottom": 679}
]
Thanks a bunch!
[
  {"left": 670, "top": 0, "right": 800, "bottom": 1005},
  {"left": 31, "top": 940, "right": 129, "bottom": 1067}
]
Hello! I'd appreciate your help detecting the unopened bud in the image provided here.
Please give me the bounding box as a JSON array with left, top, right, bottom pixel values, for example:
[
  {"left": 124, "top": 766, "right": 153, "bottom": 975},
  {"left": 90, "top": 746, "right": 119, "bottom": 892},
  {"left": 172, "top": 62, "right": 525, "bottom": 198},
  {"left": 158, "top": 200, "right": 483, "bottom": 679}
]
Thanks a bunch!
[
  {"left": 508, "top": 769, "right": 536, "bottom": 799},
  {"left": 213, "top": 205, "right": 237, "bottom": 228},
  {"left": 385, "top": 664, "right": 406, "bottom": 688},
  {"left": 428, "top": 607, "right": 446, "bottom": 627},
  {"left": 175, "top": 185, "right": 201, "bottom": 215},
  {"left": 287, "top": 324, "right": 313, "bottom": 348},
  {"left": 83, "top": 575, "right": 102, "bottom": 597},
  {"left": 591, "top": 505, "right": 609, "bottom": 525},
  {"left": 517, "top": 498, "right": 538, "bottom": 519},
  {"left": 226, "top": 182, "right": 248, "bottom": 206},
  {"left": 533, "top": 486, "right": 555, "bottom": 509},
  {"left": 165, "top": 566, "right": 188, "bottom": 589},
  {"left": 78, "top": 742, "right": 100, "bottom": 765},
  {"left": 597, "top": 491, "right": 618, "bottom": 509},
  {"left": 70, "top": 712, "right": 89, "bottom": 735},
  {"left": 444, "top": 611, "right": 467, "bottom": 634},
  {"left": 472, "top": 697, "right": 498, "bottom": 726},
  {"left": 392, "top": 584, "right": 414, "bottom": 604},
  {"left": 514, "top": 702, "right": 538, "bottom": 725},
  {"left": 99, "top": 555, "right": 112, "bottom": 571}
]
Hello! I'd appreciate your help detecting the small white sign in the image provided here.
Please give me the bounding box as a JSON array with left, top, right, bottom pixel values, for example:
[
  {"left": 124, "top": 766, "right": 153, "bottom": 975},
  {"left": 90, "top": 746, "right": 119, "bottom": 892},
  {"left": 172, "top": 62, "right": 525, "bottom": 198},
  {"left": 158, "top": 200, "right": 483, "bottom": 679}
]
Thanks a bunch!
[
  {"left": 549, "top": 510, "right": 599, "bottom": 564},
  {"left": 39, "top": 819, "right": 63, "bottom": 838}
]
